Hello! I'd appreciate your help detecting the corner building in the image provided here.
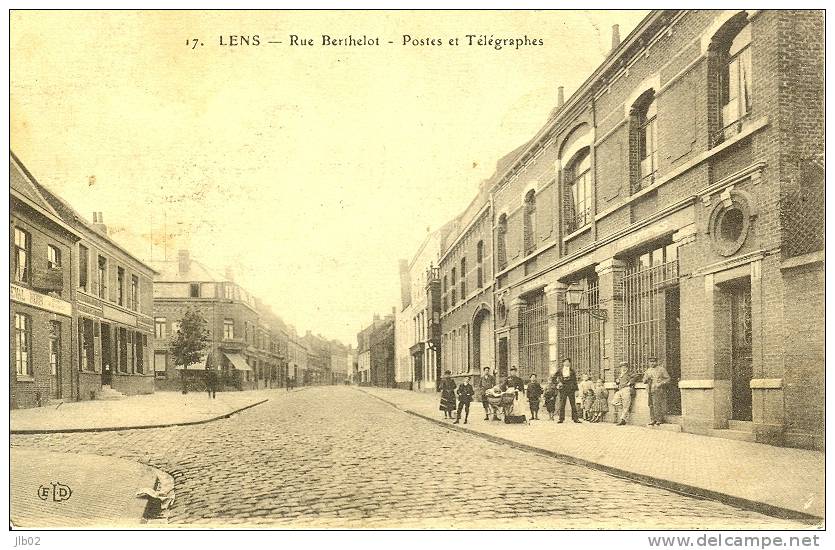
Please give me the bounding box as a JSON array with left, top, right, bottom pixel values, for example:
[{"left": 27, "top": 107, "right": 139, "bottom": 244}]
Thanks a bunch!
[{"left": 488, "top": 10, "right": 822, "bottom": 449}]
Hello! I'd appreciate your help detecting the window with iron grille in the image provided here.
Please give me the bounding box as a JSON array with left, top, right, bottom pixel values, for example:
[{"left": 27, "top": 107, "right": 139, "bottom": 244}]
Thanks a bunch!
[
  {"left": 565, "top": 149, "right": 592, "bottom": 233},
  {"left": 519, "top": 290, "right": 548, "bottom": 380},
  {"left": 523, "top": 190, "right": 536, "bottom": 255},
  {"left": 621, "top": 243, "right": 679, "bottom": 373},
  {"left": 562, "top": 275, "right": 602, "bottom": 380}
]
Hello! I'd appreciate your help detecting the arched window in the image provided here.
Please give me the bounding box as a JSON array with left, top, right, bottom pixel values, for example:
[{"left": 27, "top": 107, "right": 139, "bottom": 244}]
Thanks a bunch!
[
  {"left": 460, "top": 257, "right": 467, "bottom": 298},
  {"left": 476, "top": 240, "right": 484, "bottom": 288},
  {"left": 565, "top": 148, "right": 592, "bottom": 233},
  {"left": 709, "top": 13, "right": 753, "bottom": 144},
  {"left": 523, "top": 189, "right": 537, "bottom": 255},
  {"left": 631, "top": 91, "right": 657, "bottom": 191},
  {"left": 497, "top": 214, "right": 508, "bottom": 270}
]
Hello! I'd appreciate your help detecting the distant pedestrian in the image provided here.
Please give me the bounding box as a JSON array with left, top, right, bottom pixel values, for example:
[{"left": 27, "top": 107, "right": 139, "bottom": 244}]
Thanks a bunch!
[
  {"left": 579, "top": 374, "right": 595, "bottom": 421},
  {"left": 439, "top": 370, "right": 457, "bottom": 419},
  {"left": 643, "top": 357, "right": 671, "bottom": 426},
  {"left": 590, "top": 379, "right": 609, "bottom": 422},
  {"left": 206, "top": 365, "right": 218, "bottom": 399},
  {"left": 454, "top": 376, "right": 474, "bottom": 424},
  {"left": 478, "top": 367, "right": 496, "bottom": 420},
  {"left": 543, "top": 381, "right": 559, "bottom": 420},
  {"left": 554, "top": 358, "right": 581, "bottom": 423},
  {"left": 526, "top": 374, "right": 543, "bottom": 420}
]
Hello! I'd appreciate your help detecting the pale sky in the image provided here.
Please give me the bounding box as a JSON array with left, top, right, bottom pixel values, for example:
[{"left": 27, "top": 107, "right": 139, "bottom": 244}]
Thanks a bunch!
[{"left": 11, "top": 10, "right": 648, "bottom": 345}]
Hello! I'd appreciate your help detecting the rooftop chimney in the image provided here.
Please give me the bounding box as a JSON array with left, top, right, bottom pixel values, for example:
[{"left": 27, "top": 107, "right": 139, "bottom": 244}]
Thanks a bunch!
[
  {"left": 611, "top": 24, "right": 621, "bottom": 51},
  {"left": 557, "top": 86, "right": 565, "bottom": 108},
  {"left": 91, "top": 212, "right": 108, "bottom": 235},
  {"left": 177, "top": 249, "right": 190, "bottom": 276}
]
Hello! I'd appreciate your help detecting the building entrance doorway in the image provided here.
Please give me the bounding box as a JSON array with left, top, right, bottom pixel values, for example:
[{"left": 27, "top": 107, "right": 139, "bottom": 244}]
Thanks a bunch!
[
  {"left": 497, "top": 337, "right": 508, "bottom": 377},
  {"left": 730, "top": 279, "right": 753, "bottom": 421},
  {"left": 101, "top": 322, "right": 113, "bottom": 386}
]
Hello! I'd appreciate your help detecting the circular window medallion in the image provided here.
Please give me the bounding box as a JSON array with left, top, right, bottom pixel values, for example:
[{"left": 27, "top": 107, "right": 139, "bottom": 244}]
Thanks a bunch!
[{"left": 708, "top": 192, "right": 753, "bottom": 257}]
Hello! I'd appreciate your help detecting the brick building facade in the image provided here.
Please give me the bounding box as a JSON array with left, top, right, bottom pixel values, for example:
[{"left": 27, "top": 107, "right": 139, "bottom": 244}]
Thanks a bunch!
[
  {"left": 10, "top": 155, "right": 80, "bottom": 408},
  {"left": 356, "top": 313, "right": 395, "bottom": 388},
  {"left": 428, "top": 10, "right": 823, "bottom": 449},
  {"left": 11, "top": 153, "right": 157, "bottom": 406}
]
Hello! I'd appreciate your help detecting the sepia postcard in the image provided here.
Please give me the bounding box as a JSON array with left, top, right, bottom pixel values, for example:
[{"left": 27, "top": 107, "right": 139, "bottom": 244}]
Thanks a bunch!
[{"left": 7, "top": 7, "right": 826, "bottom": 538}]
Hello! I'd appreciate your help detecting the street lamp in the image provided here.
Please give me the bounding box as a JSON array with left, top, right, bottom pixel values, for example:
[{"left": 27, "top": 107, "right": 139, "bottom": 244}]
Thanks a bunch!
[{"left": 566, "top": 282, "right": 608, "bottom": 321}]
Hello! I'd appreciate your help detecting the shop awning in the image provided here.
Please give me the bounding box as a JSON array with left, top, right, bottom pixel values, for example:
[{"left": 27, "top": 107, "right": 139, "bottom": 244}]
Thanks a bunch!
[
  {"left": 224, "top": 353, "right": 252, "bottom": 371},
  {"left": 175, "top": 355, "right": 208, "bottom": 370}
]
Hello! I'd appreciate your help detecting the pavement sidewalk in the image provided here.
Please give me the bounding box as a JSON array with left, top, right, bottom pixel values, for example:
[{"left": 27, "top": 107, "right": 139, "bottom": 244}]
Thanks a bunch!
[
  {"left": 358, "top": 386, "right": 824, "bottom": 522},
  {"left": 11, "top": 389, "right": 276, "bottom": 433},
  {"left": 10, "top": 448, "right": 167, "bottom": 528}
]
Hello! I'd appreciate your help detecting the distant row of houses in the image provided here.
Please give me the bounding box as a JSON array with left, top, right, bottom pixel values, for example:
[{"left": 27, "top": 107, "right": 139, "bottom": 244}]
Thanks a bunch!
[
  {"left": 10, "top": 152, "right": 351, "bottom": 409},
  {"left": 364, "top": 10, "right": 824, "bottom": 451}
]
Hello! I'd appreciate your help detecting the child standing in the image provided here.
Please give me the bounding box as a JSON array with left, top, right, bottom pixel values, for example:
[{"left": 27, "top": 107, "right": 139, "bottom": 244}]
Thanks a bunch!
[
  {"left": 579, "top": 374, "right": 595, "bottom": 421},
  {"left": 543, "top": 381, "right": 559, "bottom": 420},
  {"left": 526, "top": 374, "right": 543, "bottom": 420},
  {"left": 454, "top": 376, "right": 475, "bottom": 424},
  {"left": 590, "top": 378, "right": 609, "bottom": 423}
]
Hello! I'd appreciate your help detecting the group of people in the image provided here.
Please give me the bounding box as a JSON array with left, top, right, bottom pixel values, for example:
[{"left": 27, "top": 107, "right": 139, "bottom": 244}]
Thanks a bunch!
[{"left": 438, "top": 356, "right": 672, "bottom": 427}]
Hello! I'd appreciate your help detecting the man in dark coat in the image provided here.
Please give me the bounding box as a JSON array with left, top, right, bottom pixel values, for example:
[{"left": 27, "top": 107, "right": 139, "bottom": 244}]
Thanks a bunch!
[
  {"left": 554, "top": 358, "right": 581, "bottom": 423},
  {"left": 454, "top": 376, "right": 475, "bottom": 424},
  {"left": 478, "top": 367, "right": 496, "bottom": 420},
  {"left": 503, "top": 366, "right": 525, "bottom": 401}
]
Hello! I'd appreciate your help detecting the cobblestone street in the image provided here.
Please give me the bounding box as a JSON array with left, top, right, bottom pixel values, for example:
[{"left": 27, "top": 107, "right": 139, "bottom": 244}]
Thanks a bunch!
[{"left": 10, "top": 387, "right": 806, "bottom": 528}]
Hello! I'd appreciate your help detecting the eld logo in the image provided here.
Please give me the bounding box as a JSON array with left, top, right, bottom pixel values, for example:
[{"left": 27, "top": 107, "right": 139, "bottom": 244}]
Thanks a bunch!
[{"left": 38, "top": 482, "right": 72, "bottom": 502}]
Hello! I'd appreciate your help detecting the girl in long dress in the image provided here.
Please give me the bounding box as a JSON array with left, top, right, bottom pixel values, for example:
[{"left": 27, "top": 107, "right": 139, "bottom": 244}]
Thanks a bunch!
[
  {"left": 439, "top": 370, "right": 457, "bottom": 419},
  {"left": 590, "top": 379, "right": 609, "bottom": 422}
]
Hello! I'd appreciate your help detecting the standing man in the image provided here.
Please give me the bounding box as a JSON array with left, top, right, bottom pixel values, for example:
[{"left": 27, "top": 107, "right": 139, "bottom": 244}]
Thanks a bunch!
[
  {"left": 643, "top": 357, "right": 671, "bottom": 426},
  {"left": 478, "top": 367, "right": 496, "bottom": 420},
  {"left": 205, "top": 364, "right": 218, "bottom": 399},
  {"left": 554, "top": 358, "right": 581, "bottom": 423},
  {"left": 611, "top": 362, "right": 641, "bottom": 425},
  {"left": 503, "top": 366, "right": 524, "bottom": 401}
]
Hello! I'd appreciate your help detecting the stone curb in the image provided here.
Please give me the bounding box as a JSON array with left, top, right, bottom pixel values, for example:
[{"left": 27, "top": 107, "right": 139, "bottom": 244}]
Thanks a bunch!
[
  {"left": 11, "top": 399, "right": 269, "bottom": 435},
  {"left": 359, "top": 388, "right": 823, "bottom": 524}
]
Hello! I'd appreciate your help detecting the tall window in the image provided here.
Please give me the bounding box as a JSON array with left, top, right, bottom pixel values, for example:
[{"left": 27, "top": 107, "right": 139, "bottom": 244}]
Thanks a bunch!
[
  {"left": 130, "top": 275, "right": 139, "bottom": 311},
  {"left": 442, "top": 275, "right": 448, "bottom": 311},
  {"left": 79, "top": 244, "right": 89, "bottom": 292},
  {"left": 451, "top": 267, "right": 457, "bottom": 306},
  {"left": 225, "top": 284, "right": 234, "bottom": 300},
  {"left": 78, "top": 318, "right": 95, "bottom": 371},
  {"left": 189, "top": 283, "right": 199, "bottom": 298},
  {"left": 154, "top": 317, "right": 167, "bottom": 339},
  {"left": 523, "top": 190, "right": 537, "bottom": 255},
  {"left": 134, "top": 332, "right": 145, "bottom": 374},
  {"left": 460, "top": 257, "right": 467, "bottom": 298},
  {"left": 636, "top": 94, "right": 658, "bottom": 189},
  {"left": 117, "top": 267, "right": 125, "bottom": 306},
  {"left": 97, "top": 255, "right": 108, "bottom": 299},
  {"left": 720, "top": 24, "right": 752, "bottom": 134},
  {"left": 14, "top": 313, "right": 32, "bottom": 376},
  {"left": 497, "top": 214, "right": 508, "bottom": 270},
  {"left": 224, "top": 318, "right": 235, "bottom": 339},
  {"left": 565, "top": 149, "right": 592, "bottom": 233},
  {"left": 47, "top": 244, "right": 61, "bottom": 269},
  {"left": 13, "top": 227, "right": 30, "bottom": 284},
  {"left": 476, "top": 240, "right": 484, "bottom": 288}
]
